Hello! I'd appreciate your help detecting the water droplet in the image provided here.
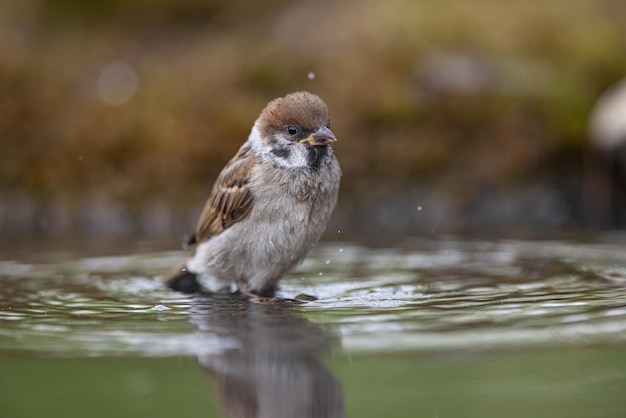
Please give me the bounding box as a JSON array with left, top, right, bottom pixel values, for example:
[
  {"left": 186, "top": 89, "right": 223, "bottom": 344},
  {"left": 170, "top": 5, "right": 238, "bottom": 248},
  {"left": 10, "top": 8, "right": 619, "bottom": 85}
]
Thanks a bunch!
[
  {"left": 307, "top": 72, "right": 316, "bottom": 80},
  {"left": 318, "top": 272, "right": 323, "bottom": 276},
  {"left": 338, "top": 248, "right": 344, "bottom": 253},
  {"left": 152, "top": 304, "right": 170, "bottom": 311},
  {"left": 325, "top": 259, "right": 331, "bottom": 265},
  {"left": 417, "top": 206, "right": 422, "bottom": 211},
  {"left": 337, "top": 229, "right": 341, "bottom": 234}
]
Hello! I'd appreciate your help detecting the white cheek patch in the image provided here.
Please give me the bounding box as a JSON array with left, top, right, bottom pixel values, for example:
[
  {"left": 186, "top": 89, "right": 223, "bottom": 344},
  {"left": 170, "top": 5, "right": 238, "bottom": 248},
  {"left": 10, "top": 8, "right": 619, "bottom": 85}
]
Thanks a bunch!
[{"left": 248, "top": 123, "right": 309, "bottom": 168}]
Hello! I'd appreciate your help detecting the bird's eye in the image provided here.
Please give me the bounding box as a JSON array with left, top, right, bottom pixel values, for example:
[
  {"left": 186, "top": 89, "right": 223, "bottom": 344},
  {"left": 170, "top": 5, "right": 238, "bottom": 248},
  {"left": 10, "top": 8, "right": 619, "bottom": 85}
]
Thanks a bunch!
[{"left": 286, "top": 125, "right": 298, "bottom": 136}]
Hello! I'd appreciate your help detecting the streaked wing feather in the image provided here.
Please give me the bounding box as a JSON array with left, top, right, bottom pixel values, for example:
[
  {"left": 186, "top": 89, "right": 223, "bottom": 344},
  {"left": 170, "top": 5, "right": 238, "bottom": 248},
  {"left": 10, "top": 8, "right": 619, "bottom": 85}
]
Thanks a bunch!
[{"left": 194, "top": 143, "right": 256, "bottom": 243}]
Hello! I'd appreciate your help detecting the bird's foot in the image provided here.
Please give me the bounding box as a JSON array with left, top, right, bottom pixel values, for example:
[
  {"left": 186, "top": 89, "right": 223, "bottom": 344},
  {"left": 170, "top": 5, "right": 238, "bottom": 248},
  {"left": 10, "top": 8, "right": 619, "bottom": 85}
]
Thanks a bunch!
[
  {"left": 293, "top": 293, "right": 318, "bottom": 301},
  {"left": 234, "top": 280, "right": 318, "bottom": 304}
]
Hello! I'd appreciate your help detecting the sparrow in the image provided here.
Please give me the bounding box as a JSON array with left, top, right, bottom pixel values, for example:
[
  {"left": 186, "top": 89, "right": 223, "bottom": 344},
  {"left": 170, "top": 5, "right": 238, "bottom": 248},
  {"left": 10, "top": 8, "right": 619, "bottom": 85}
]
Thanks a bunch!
[{"left": 163, "top": 91, "right": 341, "bottom": 296}]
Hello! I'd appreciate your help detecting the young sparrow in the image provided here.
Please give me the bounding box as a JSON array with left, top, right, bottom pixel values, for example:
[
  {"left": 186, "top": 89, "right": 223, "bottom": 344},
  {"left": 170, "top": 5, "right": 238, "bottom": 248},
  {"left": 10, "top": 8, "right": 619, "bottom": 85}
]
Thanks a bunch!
[{"left": 163, "top": 91, "right": 341, "bottom": 296}]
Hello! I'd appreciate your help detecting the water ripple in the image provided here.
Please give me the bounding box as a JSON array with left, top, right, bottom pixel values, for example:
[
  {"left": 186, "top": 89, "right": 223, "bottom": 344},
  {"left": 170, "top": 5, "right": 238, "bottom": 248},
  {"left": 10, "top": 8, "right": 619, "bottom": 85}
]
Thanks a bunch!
[{"left": 1, "top": 238, "right": 625, "bottom": 357}]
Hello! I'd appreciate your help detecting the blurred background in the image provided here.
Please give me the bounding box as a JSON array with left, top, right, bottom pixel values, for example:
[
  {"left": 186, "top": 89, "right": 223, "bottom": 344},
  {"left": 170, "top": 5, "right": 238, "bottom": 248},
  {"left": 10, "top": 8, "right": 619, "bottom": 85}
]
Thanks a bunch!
[{"left": 1, "top": 0, "right": 625, "bottom": 247}]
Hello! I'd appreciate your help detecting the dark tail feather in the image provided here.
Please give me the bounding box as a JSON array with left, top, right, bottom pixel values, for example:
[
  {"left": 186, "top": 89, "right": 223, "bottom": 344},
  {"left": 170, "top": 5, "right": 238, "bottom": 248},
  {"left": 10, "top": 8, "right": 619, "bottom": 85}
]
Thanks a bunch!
[{"left": 162, "top": 263, "right": 202, "bottom": 293}]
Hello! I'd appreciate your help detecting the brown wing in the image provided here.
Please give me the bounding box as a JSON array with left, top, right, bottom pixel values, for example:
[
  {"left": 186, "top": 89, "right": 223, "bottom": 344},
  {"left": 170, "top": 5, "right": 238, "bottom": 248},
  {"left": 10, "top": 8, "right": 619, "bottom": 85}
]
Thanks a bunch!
[{"left": 194, "top": 143, "right": 256, "bottom": 243}]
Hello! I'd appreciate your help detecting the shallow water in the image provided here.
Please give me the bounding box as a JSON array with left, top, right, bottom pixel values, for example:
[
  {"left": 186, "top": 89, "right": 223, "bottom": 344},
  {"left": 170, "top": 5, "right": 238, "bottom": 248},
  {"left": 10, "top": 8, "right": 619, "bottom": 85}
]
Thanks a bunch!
[{"left": 1, "top": 237, "right": 626, "bottom": 417}]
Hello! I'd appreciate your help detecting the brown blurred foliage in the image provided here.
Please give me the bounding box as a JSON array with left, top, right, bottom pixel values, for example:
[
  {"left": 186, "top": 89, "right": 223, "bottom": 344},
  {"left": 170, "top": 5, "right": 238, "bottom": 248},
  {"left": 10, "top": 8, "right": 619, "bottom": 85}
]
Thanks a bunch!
[{"left": 1, "top": 0, "right": 625, "bottom": 239}]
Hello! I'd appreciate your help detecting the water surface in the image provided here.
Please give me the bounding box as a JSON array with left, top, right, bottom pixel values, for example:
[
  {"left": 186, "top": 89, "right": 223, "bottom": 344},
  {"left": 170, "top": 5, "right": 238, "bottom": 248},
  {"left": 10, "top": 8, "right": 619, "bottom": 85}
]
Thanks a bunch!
[{"left": 1, "top": 237, "right": 625, "bottom": 417}]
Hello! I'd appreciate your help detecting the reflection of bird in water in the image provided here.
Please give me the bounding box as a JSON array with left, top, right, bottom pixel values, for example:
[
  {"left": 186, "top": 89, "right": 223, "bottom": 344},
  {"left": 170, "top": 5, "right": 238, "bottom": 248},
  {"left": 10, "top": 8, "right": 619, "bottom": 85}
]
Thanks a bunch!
[
  {"left": 587, "top": 79, "right": 626, "bottom": 228},
  {"left": 189, "top": 294, "right": 345, "bottom": 418}
]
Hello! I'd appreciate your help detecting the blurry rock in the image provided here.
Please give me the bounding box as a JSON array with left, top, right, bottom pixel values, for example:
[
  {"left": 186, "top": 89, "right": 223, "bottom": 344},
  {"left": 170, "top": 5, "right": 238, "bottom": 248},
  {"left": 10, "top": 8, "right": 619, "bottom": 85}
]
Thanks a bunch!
[
  {"left": 586, "top": 79, "right": 626, "bottom": 228},
  {"left": 589, "top": 79, "right": 626, "bottom": 151}
]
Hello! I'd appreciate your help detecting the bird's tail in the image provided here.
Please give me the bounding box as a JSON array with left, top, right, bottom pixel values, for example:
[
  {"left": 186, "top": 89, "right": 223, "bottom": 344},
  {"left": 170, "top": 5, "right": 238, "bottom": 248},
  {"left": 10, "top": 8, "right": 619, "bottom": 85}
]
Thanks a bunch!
[{"left": 162, "top": 262, "right": 201, "bottom": 293}]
